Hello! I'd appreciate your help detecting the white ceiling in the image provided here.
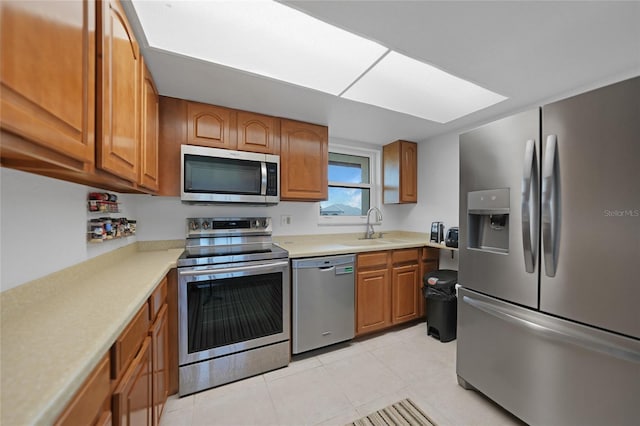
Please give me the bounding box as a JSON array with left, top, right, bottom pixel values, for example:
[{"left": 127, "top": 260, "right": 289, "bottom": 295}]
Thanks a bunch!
[{"left": 122, "top": 1, "right": 640, "bottom": 145}]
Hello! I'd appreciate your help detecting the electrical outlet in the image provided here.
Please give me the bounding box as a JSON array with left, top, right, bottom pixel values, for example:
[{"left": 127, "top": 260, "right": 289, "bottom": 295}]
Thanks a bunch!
[{"left": 280, "top": 215, "right": 292, "bottom": 226}]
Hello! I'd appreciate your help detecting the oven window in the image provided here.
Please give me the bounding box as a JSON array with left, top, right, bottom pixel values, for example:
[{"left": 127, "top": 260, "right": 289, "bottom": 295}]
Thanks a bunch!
[
  {"left": 184, "top": 154, "right": 262, "bottom": 195},
  {"left": 187, "top": 272, "right": 283, "bottom": 353}
]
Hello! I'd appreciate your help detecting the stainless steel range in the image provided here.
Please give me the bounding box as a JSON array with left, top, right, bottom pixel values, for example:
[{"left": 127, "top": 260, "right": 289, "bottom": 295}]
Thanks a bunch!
[{"left": 177, "top": 217, "right": 290, "bottom": 396}]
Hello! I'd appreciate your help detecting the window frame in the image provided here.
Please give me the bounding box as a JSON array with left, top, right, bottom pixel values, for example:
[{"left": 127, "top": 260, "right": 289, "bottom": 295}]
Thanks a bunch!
[{"left": 318, "top": 143, "right": 381, "bottom": 226}]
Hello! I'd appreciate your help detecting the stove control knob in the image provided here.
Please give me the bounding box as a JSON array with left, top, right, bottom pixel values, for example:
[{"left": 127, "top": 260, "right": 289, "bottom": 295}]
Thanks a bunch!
[
  {"left": 190, "top": 221, "right": 199, "bottom": 230},
  {"left": 202, "top": 221, "right": 210, "bottom": 230}
]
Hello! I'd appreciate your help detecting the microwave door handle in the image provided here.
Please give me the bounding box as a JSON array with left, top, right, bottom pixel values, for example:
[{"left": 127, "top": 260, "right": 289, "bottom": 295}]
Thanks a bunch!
[{"left": 260, "top": 162, "right": 267, "bottom": 195}]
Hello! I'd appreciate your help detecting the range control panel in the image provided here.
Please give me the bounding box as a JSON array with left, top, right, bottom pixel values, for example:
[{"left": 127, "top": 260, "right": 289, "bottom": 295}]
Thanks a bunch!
[{"left": 186, "top": 217, "right": 272, "bottom": 236}]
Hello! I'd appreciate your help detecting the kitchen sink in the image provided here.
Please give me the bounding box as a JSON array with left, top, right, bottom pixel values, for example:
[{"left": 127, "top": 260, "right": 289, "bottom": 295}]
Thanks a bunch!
[
  {"left": 340, "top": 238, "right": 412, "bottom": 247},
  {"left": 340, "top": 239, "right": 393, "bottom": 247},
  {"left": 377, "top": 238, "right": 409, "bottom": 244}
]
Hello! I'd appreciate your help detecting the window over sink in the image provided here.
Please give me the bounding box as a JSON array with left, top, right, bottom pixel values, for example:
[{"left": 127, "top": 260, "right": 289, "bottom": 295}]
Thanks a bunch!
[{"left": 319, "top": 144, "right": 380, "bottom": 225}]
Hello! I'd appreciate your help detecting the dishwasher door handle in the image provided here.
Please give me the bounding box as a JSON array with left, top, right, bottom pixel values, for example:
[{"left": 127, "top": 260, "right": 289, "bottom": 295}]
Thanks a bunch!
[{"left": 319, "top": 266, "right": 336, "bottom": 271}]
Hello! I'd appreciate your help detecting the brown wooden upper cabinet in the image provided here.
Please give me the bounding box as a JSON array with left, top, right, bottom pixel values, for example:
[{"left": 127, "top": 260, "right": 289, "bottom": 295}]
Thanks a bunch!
[
  {"left": 280, "top": 119, "right": 328, "bottom": 201},
  {"left": 0, "top": 0, "right": 96, "bottom": 171},
  {"left": 383, "top": 140, "right": 418, "bottom": 204},
  {"left": 139, "top": 61, "right": 160, "bottom": 192},
  {"left": 157, "top": 99, "right": 329, "bottom": 200},
  {"left": 236, "top": 111, "right": 279, "bottom": 154},
  {"left": 97, "top": 0, "right": 140, "bottom": 183},
  {"left": 187, "top": 102, "right": 237, "bottom": 149},
  {"left": 1, "top": 0, "right": 160, "bottom": 193},
  {"left": 158, "top": 96, "right": 186, "bottom": 196}
]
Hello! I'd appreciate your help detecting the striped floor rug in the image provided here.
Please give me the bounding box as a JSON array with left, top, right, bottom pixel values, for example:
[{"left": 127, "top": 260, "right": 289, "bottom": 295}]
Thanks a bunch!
[{"left": 348, "top": 399, "right": 436, "bottom": 426}]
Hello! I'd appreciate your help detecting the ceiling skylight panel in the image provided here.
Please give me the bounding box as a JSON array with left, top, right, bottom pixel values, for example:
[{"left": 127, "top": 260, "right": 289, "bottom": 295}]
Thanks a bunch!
[
  {"left": 132, "top": 0, "right": 387, "bottom": 95},
  {"left": 341, "top": 51, "right": 507, "bottom": 123}
]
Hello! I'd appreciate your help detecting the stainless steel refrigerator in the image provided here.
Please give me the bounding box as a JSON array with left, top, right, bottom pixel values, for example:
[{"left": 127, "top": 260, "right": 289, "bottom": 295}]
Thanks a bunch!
[{"left": 457, "top": 76, "right": 640, "bottom": 425}]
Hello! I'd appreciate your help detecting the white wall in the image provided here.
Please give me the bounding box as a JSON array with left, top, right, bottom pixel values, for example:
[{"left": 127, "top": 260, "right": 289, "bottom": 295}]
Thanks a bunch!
[
  {"left": 393, "top": 133, "right": 460, "bottom": 269},
  {"left": 0, "top": 132, "right": 460, "bottom": 289},
  {"left": 0, "top": 168, "right": 137, "bottom": 291},
  {"left": 133, "top": 197, "right": 405, "bottom": 240},
  {"left": 133, "top": 136, "right": 405, "bottom": 240}
]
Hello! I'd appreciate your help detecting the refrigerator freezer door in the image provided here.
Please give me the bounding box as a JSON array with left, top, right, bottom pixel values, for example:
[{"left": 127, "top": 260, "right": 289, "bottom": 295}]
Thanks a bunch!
[
  {"left": 459, "top": 108, "right": 540, "bottom": 308},
  {"left": 541, "top": 76, "right": 640, "bottom": 339},
  {"left": 457, "top": 288, "right": 640, "bottom": 426}
]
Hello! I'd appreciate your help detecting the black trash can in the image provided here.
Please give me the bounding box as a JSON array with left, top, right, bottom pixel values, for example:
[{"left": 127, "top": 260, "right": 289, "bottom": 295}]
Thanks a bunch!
[{"left": 422, "top": 270, "right": 458, "bottom": 342}]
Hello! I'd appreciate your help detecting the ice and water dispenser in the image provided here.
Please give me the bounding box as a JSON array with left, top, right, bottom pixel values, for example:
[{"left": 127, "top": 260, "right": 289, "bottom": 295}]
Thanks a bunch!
[{"left": 467, "top": 189, "right": 510, "bottom": 254}]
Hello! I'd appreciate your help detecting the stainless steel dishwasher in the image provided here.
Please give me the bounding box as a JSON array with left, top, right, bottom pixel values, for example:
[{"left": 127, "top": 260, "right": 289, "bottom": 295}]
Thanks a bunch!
[{"left": 292, "top": 254, "right": 355, "bottom": 354}]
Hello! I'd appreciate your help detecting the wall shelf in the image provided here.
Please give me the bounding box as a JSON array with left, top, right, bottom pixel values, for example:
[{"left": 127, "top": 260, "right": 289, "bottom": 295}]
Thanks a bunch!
[{"left": 87, "top": 192, "right": 136, "bottom": 243}]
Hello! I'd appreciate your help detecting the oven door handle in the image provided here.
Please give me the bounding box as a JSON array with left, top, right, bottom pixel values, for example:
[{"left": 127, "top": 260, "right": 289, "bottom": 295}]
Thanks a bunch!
[{"left": 179, "top": 260, "right": 289, "bottom": 277}]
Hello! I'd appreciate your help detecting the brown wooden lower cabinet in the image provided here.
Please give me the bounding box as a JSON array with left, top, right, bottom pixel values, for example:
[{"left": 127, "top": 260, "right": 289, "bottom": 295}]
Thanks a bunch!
[
  {"left": 356, "top": 248, "right": 427, "bottom": 336},
  {"left": 391, "top": 263, "right": 420, "bottom": 324},
  {"left": 56, "top": 272, "right": 173, "bottom": 426},
  {"left": 113, "top": 337, "right": 153, "bottom": 426},
  {"left": 356, "top": 267, "right": 391, "bottom": 335},
  {"left": 150, "top": 304, "right": 169, "bottom": 424}
]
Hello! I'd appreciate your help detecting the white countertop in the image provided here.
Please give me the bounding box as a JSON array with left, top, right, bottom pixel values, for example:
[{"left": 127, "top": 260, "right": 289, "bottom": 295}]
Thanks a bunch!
[
  {"left": 274, "top": 231, "right": 456, "bottom": 258},
  {"left": 0, "top": 242, "right": 183, "bottom": 426}
]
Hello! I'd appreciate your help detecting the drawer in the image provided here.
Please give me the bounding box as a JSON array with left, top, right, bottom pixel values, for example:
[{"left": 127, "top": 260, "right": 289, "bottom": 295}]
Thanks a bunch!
[
  {"left": 391, "top": 248, "right": 419, "bottom": 265},
  {"left": 422, "top": 247, "right": 439, "bottom": 261},
  {"left": 111, "top": 302, "right": 150, "bottom": 380},
  {"left": 357, "top": 251, "right": 389, "bottom": 268},
  {"left": 149, "top": 276, "right": 167, "bottom": 321},
  {"left": 55, "top": 354, "right": 111, "bottom": 426}
]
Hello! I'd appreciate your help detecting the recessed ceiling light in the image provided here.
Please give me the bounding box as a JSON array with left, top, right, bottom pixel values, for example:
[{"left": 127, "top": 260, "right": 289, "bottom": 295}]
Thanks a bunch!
[
  {"left": 341, "top": 51, "right": 507, "bottom": 123},
  {"left": 132, "top": 1, "right": 507, "bottom": 123},
  {"left": 132, "top": 0, "right": 387, "bottom": 95}
]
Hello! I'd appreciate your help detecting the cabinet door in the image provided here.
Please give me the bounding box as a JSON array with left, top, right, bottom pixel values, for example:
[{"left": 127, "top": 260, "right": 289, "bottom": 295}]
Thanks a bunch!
[
  {"left": 139, "top": 61, "right": 159, "bottom": 192},
  {"left": 150, "top": 305, "right": 169, "bottom": 426},
  {"left": 158, "top": 96, "right": 187, "bottom": 196},
  {"left": 391, "top": 263, "right": 420, "bottom": 324},
  {"left": 400, "top": 141, "right": 417, "bottom": 202},
  {"left": 237, "top": 111, "right": 279, "bottom": 154},
  {"left": 280, "top": 119, "right": 328, "bottom": 201},
  {"left": 186, "top": 102, "right": 236, "bottom": 149},
  {"left": 97, "top": 0, "right": 140, "bottom": 182},
  {"left": 383, "top": 140, "right": 417, "bottom": 204},
  {"left": 356, "top": 268, "right": 390, "bottom": 335},
  {"left": 112, "top": 303, "right": 150, "bottom": 381},
  {"left": 0, "top": 0, "right": 95, "bottom": 169},
  {"left": 113, "top": 337, "right": 152, "bottom": 426}
]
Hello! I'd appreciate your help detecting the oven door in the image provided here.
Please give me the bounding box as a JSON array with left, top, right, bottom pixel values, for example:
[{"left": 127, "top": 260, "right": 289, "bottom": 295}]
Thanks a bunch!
[{"left": 178, "top": 260, "right": 290, "bottom": 366}]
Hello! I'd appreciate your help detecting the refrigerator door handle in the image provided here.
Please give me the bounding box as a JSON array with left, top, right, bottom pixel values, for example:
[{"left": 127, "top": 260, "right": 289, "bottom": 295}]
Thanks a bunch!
[
  {"left": 542, "top": 135, "right": 560, "bottom": 277},
  {"left": 521, "top": 139, "right": 538, "bottom": 273},
  {"left": 462, "top": 295, "right": 640, "bottom": 364}
]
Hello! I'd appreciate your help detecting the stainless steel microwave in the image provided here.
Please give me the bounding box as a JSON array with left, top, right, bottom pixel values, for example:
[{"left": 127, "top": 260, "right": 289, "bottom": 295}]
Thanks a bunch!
[{"left": 181, "top": 145, "right": 279, "bottom": 204}]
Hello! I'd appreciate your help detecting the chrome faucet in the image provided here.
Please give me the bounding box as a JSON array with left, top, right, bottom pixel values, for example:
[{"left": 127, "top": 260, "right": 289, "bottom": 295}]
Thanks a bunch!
[{"left": 365, "top": 207, "right": 383, "bottom": 239}]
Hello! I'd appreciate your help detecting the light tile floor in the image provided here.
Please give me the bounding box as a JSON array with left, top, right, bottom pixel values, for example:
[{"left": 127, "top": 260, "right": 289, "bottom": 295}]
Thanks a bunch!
[{"left": 160, "top": 322, "right": 524, "bottom": 426}]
